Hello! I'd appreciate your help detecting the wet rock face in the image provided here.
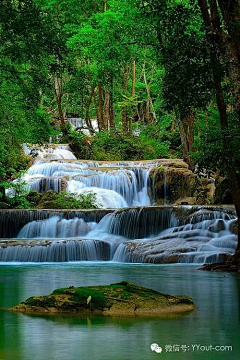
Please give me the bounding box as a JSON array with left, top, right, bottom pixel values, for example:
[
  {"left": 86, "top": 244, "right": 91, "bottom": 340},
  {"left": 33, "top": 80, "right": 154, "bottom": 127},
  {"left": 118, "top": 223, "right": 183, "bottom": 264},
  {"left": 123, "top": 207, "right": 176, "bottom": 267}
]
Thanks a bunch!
[
  {"left": 200, "top": 250, "right": 240, "bottom": 272},
  {"left": 149, "top": 161, "right": 195, "bottom": 205}
]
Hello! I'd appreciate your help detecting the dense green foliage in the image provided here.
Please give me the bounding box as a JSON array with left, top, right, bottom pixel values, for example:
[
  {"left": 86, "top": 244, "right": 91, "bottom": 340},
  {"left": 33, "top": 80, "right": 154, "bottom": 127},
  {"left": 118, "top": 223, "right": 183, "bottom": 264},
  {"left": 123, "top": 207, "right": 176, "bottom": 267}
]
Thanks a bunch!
[
  {"left": 0, "top": 189, "right": 98, "bottom": 210},
  {"left": 67, "top": 129, "right": 171, "bottom": 161},
  {"left": 0, "top": 0, "right": 240, "bottom": 220}
]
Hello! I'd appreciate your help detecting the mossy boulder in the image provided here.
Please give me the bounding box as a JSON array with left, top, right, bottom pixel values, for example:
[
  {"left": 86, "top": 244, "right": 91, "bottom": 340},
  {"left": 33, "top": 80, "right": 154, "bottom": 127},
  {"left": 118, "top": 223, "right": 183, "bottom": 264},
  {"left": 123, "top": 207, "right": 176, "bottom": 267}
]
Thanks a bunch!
[
  {"left": 10, "top": 281, "right": 195, "bottom": 316},
  {"left": 36, "top": 190, "right": 59, "bottom": 209},
  {"left": 149, "top": 161, "right": 195, "bottom": 205}
]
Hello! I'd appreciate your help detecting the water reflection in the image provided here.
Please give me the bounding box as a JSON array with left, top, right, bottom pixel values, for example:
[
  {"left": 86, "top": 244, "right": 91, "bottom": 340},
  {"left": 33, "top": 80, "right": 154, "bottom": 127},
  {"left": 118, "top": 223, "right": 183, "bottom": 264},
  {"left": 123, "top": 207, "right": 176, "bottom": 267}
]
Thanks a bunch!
[{"left": 0, "top": 263, "right": 239, "bottom": 360}]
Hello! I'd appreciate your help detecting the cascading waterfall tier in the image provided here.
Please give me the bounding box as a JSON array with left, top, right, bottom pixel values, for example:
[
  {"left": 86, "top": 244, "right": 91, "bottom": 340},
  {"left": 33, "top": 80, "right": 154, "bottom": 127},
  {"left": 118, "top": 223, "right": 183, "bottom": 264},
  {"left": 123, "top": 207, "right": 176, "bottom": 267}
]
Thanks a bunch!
[
  {"left": 0, "top": 206, "right": 237, "bottom": 263},
  {"left": 21, "top": 145, "right": 156, "bottom": 207},
  {"left": 0, "top": 209, "right": 113, "bottom": 238}
]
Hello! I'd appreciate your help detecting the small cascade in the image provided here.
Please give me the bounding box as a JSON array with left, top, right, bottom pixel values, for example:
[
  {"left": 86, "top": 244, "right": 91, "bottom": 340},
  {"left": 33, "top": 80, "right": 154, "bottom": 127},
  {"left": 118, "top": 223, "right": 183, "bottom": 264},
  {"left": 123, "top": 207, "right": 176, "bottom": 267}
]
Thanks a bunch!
[
  {"left": 17, "top": 216, "right": 97, "bottom": 238},
  {"left": 29, "top": 177, "right": 63, "bottom": 193},
  {"left": 22, "top": 144, "right": 154, "bottom": 208},
  {"left": 0, "top": 209, "right": 112, "bottom": 238},
  {"left": 85, "top": 208, "right": 178, "bottom": 240},
  {"left": 111, "top": 209, "right": 237, "bottom": 264},
  {"left": 67, "top": 167, "right": 151, "bottom": 207},
  {"left": 67, "top": 118, "right": 99, "bottom": 135},
  {"left": 0, "top": 240, "right": 110, "bottom": 262}
]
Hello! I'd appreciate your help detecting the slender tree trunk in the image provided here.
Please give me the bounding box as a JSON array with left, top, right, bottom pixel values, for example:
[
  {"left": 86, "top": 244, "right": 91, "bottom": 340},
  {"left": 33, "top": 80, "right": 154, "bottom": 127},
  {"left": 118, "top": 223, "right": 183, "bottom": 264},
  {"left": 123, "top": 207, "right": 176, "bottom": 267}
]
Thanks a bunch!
[
  {"left": 198, "top": 0, "right": 240, "bottom": 251},
  {"left": 122, "top": 65, "right": 129, "bottom": 134},
  {"left": 103, "top": 90, "right": 110, "bottom": 131},
  {"left": 177, "top": 110, "right": 195, "bottom": 170},
  {"left": 104, "top": 0, "right": 107, "bottom": 12},
  {"left": 98, "top": 82, "right": 104, "bottom": 131},
  {"left": 129, "top": 59, "right": 136, "bottom": 136},
  {"left": 54, "top": 77, "right": 66, "bottom": 132},
  {"left": 131, "top": 59, "right": 136, "bottom": 97},
  {"left": 143, "top": 63, "right": 156, "bottom": 124},
  {"left": 218, "top": 0, "right": 240, "bottom": 121},
  {"left": 109, "top": 90, "right": 115, "bottom": 130},
  {"left": 85, "top": 89, "right": 95, "bottom": 135}
]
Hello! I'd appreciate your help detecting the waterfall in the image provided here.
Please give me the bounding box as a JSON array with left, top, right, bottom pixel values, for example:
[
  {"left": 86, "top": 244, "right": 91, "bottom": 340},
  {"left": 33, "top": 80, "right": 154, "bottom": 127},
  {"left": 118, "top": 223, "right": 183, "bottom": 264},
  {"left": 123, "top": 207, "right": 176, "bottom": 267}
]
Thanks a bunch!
[
  {"left": 0, "top": 240, "right": 110, "bottom": 262},
  {"left": 0, "top": 206, "right": 237, "bottom": 263},
  {"left": 17, "top": 216, "right": 97, "bottom": 238},
  {"left": 0, "top": 209, "right": 113, "bottom": 238},
  {"left": 1, "top": 143, "right": 238, "bottom": 264},
  {"left": 67, "top": 118, "right": 99, "bottom": 135},
  {"left": 111, "top": 209, "right": 237, "bottom": 264},
  {"left": 67, "top": 168, "right": 151, "bottom": 207},
  {"left": 22, "top": 145, "right": 154, "bottom": 208}
]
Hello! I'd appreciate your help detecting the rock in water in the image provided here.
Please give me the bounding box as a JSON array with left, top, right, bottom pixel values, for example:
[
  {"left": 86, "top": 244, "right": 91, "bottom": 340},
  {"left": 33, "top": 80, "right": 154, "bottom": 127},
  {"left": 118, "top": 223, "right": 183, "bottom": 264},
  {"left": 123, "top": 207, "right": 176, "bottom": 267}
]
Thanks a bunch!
[{"left": 9, "top": 281, "right": 194, "bottom": 316}]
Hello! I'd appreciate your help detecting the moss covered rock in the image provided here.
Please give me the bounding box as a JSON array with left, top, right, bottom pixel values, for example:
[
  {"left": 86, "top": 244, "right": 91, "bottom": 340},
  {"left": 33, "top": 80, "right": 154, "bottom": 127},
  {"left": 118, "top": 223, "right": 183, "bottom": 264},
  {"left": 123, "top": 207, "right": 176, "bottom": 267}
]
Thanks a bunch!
[
  {"left": 149, "top": 161, "right": 196, "bottom": 205},
  {"left": 10, "top": 281, "right": 195, "bottom": 316}
]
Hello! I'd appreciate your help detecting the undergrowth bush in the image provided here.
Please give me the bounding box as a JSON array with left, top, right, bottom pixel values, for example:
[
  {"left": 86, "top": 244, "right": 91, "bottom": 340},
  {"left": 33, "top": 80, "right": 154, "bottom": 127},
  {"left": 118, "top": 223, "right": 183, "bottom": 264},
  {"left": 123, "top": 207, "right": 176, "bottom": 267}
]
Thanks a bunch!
[
  {"left": 66, "top": 130, "right": 173, "bottom": 161},
  {"left": 0, "top": 190, "right": 98, "bottom": 210},
  {"left": 54, "top": 191, "right": 98, "bottom": 209}
]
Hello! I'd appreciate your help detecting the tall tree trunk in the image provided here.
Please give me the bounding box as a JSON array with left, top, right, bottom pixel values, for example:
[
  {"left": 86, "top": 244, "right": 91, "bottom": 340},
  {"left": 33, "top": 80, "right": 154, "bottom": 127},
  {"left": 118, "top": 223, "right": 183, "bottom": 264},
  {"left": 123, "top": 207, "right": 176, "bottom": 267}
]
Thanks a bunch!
[
  {"left": 122, "top": 65, "right": 129, "bottom": 134},
  {"left": 131, "top": 59, "right": 136, "bottom": 97},
  {"left": 85, "top": 89, "right": 95, "bottom": 135},
  {"left": 104, "top": 0, "right": 107, "bottom": 12},
  {"left": 54, "top": 77, "right": 66, "bottom": 133},
  {"left": 129, "top": 59, "right": 136, "bottom": 136},
  {"left": 177, "top": 110, "right": 195, "bottom": 170},
  {"left": 98, "top": 82, "right": 104, "bottom": 131},
  {"left": 91, "top": 85, "right": 99, "bottom": 130},
  {"left": 218, "top": 0, "right": 240, "bottom": 121},
  {"left": 143, "top": 63, "right": 156, "bottom": 124},
  {"left": 198, "top": 0, "right": 240, "bottom": 251},
  {"left": 109, "top": 90, "right": 115, "bottom": 130},
  {"left": 103, "top": 90, "right": 110, "bottom": 130}
]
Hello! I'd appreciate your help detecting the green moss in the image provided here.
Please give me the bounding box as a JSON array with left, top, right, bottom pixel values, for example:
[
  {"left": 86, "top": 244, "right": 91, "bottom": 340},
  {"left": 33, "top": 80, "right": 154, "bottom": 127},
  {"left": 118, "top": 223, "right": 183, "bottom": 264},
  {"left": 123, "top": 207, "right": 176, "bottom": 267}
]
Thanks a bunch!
[
  {"left": 156, "top": 166, "right": 166, "bottom": 172},
  {"left": 25, "top": 296, "right": 56, "bottom": 308},
  {"left": 52, "top": 287, "right": 107, "bottom": 310},
  {"left": 10, "top": 282, "right": 195, "bottom": 315}
]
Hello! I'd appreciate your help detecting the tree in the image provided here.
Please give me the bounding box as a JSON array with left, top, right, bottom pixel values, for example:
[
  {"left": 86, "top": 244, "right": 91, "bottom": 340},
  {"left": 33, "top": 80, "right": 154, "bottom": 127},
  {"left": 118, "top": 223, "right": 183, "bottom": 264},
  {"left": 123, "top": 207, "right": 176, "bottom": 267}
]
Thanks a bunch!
[
  {"left": 141, "top": 0, "right": 214, "bottom": 169},
  {"left": 0, "top": 0, "right": 57, "bottom": 190},
  {"left": 197, "top": 0, "right": 240, "bottom": 251}
]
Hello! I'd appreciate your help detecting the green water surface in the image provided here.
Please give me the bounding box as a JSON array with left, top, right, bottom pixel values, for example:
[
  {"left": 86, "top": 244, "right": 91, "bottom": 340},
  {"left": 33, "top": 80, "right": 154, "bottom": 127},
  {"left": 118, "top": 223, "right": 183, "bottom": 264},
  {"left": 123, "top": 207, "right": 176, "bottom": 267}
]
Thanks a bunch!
[{"left": 0, "top": 263, "right": 239, "bottom": 360}]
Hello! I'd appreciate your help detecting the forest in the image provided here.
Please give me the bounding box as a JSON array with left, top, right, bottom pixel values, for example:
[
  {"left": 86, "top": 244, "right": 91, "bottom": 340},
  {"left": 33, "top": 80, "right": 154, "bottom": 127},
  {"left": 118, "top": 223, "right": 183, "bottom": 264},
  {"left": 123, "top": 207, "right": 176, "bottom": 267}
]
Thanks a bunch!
[
  {"left": 1, "top": 1, "right": 240, "bottom": 359},
  {"left": 0, "top": 0, "right": 240, "bottom": 247}
]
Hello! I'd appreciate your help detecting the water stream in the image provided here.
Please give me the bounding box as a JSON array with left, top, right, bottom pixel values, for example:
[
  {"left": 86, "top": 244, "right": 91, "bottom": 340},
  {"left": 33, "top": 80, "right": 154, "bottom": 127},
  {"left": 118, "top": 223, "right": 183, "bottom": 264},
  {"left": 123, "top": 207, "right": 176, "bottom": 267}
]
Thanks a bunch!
[{"left": 1, "top": 145, "right": 237, "bottom": 263}]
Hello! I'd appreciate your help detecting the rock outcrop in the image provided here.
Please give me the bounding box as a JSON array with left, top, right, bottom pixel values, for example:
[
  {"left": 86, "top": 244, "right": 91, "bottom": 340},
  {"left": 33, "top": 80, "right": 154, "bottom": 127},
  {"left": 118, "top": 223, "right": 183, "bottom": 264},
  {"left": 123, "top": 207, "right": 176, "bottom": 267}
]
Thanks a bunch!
[
  {"left": 149, "top": 160, "right": 196, "bottom": 205},
  {"left": 10, "top": 281, "right": 195, "bottom": 316}
]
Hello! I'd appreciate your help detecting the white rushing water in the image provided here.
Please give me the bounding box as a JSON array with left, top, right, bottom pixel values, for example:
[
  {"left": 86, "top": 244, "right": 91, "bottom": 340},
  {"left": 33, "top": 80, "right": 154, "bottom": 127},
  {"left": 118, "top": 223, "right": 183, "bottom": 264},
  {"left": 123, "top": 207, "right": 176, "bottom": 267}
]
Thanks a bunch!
[
  {"left": 20, "top": 145, "right": 153, "bottom": 208},
  {"left": 1, "top": 144, "right": 238, "bottom": 263}
]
